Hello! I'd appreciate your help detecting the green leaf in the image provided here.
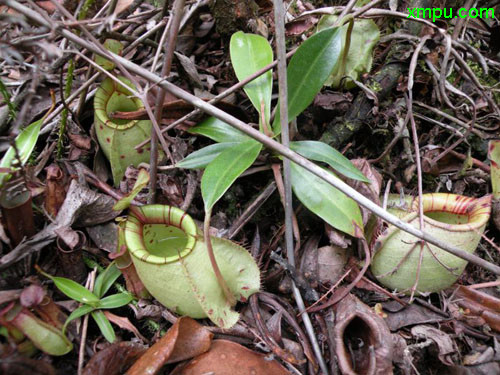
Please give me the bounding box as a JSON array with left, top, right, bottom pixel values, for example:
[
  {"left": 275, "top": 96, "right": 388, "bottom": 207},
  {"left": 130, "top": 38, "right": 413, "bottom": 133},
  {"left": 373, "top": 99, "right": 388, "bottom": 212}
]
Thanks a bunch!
[
  {"left": 272, "top": 27, "right": 342, "bottom": 134},
  {"left": 50, "top": 276, "right": 99, "bottom": 305},
  {"left": 176, "top": 142, "right": 240, "bottom": 169},
  {"left": 0, "top": 119, "right": 41, "bottom": 186},
  {"left": 318, "top": 16, "right": 380, "bottom": 89},
  {"left": 97, "top": 293, "right": 133, "bottom": 309},
  {"left": 93, "top": 262, "right": 122, "bottom": 298},
  {"left": 63, "top": 305, "right": 95, "bottom": 334},
  {"left": 230, "top": 31, "right": 273, "bottom": 130},
  {"left": 290, "top": 162, "right": 363, "bottom": 237},
  {"left": 202, "top": 140, "right": 262, "bottom": 211},
  {"left": 189, "top": 117, "right": 251, "bottom": 143},
  {"left": 113, "top": 169, "right": 149, "bottom": 211},
  {"left": 290, "top": 141, "right": 369, "bottom": 182},
  {"left": 91, "top": 310, "right": 115, "bottom": 343}
]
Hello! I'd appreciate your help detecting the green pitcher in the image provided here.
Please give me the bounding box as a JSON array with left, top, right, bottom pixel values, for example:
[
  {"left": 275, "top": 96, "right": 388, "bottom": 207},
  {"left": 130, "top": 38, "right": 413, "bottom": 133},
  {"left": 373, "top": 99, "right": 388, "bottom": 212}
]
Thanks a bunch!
[
  {"left": 124, "top": 205, "right": 260, "bottom": 328},
  {"left": 371, "top": 193, "right": 491, "bottom": 294},
  {"left": 94, "top": 76, "right": 153, "bottom": 186}
]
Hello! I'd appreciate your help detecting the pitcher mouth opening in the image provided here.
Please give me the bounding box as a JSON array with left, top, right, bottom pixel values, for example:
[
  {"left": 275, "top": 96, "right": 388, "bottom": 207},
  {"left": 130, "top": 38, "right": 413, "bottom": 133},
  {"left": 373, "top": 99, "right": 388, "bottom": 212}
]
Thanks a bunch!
[
  {"left": 124, "top": 205, "right": 198, "bottom": 264},
  {"left": 94, "top": 77, "right": 142, "bottom": 130},
  {"left": 410, "top": 193, "right": 491, "bottom": 232}
]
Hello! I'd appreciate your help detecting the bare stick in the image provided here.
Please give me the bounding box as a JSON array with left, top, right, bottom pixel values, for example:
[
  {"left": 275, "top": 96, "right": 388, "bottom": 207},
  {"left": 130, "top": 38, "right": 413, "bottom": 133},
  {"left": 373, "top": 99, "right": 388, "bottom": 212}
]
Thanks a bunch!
[
  {"left": 273, "top": 1, "right": 328, "bottom": 374},
  {"left": 149, "top": 0, "right": 184, "bottom": 203}
]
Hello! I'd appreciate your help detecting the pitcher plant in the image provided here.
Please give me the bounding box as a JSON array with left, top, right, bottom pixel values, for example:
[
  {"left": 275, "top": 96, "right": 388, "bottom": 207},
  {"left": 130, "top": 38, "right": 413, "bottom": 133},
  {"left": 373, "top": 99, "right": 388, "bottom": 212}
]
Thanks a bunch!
[{"left": 123, "top": 204, "right": 260, "bottom": 329}]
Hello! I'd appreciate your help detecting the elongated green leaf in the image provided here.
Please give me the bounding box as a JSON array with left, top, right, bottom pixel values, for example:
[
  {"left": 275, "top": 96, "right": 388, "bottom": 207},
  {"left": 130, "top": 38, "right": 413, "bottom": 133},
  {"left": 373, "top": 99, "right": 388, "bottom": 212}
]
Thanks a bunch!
[
  {"left": 177, "top": 142, "right": 240, "bottom": 169},
  {"left": 272, "top": 27, "right": 342, "bottom": 134},
  {"left": 93, "top": 262, "right": 122, "bottom": 298},
  {"left": 230, "top": 31, "right": 273, "bottom": 130},
  {"left": 98, "top": 293, "right": 133, "bottom": 309},
  {"left": 113, "top": 169, "right": 150, "bottom": 211},
  {"left": 50, "top": 276, "right": 99, "bottom": 305},
  {"left": 290, "top": 141, "right": 369, "bottom": 182},
  {"left": 0, "top": 119, "right": 41, "bottom": 186},
  {"left": 202, "top": 140, "right": 262, "bottom": 211},
  {"left": 91, "top": 310, "right": 115, "bottom": 343},
  {"left": 63, "top": 305, "right": 95, "bottom": 333},
  {"left": 290, "top": 162, "right": 363, "bottom": 237},
  {"left": 189, "top": 117, "right": 251, "bottom": 143}
]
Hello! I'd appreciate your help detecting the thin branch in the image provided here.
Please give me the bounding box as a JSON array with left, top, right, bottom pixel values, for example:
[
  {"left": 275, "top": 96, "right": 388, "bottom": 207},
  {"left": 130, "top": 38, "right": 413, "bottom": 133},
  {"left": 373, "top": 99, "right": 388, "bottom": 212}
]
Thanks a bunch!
[
  {"left": 148, "top": 0, "right": 184, "bottom": 203},
  {"left": 273, "top": 1, "right": 329, "bottom": 374}
]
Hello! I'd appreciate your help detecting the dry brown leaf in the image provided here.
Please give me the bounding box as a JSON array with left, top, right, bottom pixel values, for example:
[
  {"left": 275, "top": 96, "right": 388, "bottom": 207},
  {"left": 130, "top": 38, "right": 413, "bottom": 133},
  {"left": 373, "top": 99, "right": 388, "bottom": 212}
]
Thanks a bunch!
[
  {"left": 44, "top": 164, "right": 67, "bottom": 217},
  {"left": 171, "top": 339, "right": 289, "bottom": 375},
  {"left": 82, "top": 342, "right": 147, "bottom": 375},
  {"left": 453, "top": 285, "right": 500, "bottom": 332},
  {"left": 411, "top": 325, "right": 456, "bottom": 366},
  {"left": 0, "top": 352, "right": 56, "bottom": 375},
  {"left": 126, "top": 316, "right": 213, "bottom": 375},
  {"left": 102, "top": 311, "right": 148, "bottom": 343}
]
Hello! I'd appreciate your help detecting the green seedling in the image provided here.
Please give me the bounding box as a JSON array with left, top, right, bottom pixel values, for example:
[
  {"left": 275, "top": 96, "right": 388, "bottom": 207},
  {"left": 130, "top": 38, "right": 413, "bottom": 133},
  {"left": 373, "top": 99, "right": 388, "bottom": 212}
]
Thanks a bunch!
[
  {"left": 37, "top": 263, "right": 133, "bottom": 343},
  {"left": 177, "top": 29, "right": 369, "bottom": 237}
]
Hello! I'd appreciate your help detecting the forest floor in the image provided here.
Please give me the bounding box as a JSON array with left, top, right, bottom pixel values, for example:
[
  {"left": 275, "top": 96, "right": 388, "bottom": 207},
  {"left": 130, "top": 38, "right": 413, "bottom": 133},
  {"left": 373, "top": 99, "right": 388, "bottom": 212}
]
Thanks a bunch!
[{"left": 1, "top": 0, "right": 500, "bottom": 374}]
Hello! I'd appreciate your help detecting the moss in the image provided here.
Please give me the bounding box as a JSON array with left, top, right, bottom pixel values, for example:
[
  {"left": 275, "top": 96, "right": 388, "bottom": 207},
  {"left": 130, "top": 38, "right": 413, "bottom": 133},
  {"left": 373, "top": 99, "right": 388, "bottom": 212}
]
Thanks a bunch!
[
  {"left": 344, "top": 121, "right": 356, "bottom": 131},
  {"left": 366, "top": 80, "right": 382, "bottom": 93}
]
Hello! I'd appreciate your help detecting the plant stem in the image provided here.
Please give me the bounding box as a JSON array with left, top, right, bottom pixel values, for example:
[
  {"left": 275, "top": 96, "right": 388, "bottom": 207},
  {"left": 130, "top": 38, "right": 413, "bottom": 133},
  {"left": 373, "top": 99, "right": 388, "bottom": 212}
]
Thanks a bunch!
[{"left": 203, "top": 208, "right": 236, "bottom": 306}]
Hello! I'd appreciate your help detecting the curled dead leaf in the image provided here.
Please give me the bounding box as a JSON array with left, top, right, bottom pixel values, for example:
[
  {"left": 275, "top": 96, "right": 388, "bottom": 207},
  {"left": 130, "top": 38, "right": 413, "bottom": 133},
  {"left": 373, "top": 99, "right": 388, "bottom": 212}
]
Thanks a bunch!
[
  {"left": 453, "top": 285, "right": 500, "bottom": 333},
  {"left": 334, "top": 293, "right": 393, "bottom": 375}
]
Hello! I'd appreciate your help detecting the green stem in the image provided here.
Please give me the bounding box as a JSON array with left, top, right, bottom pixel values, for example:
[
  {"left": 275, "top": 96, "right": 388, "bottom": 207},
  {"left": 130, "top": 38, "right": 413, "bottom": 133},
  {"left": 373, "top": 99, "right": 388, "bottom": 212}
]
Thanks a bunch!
[
  {"left": 338, "top": 16, "right": 354, "bottom": 83},
  {"left": 203, "top": 208, "right": 236, "bottom": 306}
]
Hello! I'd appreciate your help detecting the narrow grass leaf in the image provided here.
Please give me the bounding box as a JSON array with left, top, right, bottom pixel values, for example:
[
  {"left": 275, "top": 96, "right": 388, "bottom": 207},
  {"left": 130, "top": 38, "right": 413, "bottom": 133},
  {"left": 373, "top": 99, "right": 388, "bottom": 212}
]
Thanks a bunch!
[{"left": 91, "top": 310, "right": 116, "bottom": 343}]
